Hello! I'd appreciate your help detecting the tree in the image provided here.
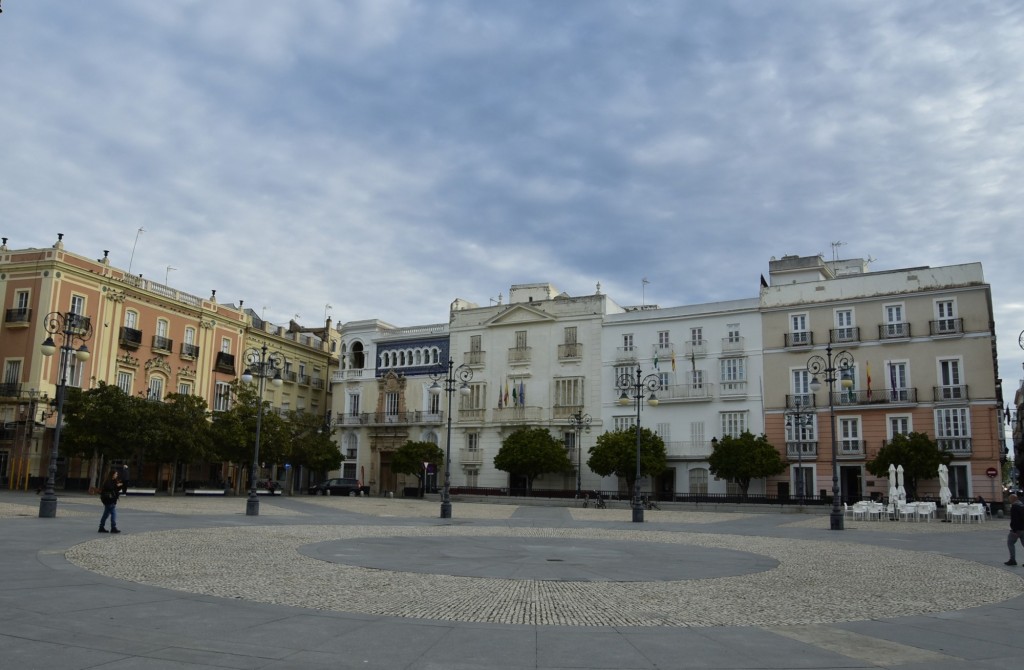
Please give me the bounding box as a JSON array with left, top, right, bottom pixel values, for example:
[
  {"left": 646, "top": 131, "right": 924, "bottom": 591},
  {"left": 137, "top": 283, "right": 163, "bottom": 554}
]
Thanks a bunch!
[
  {"left": 707, "top": 431, "right": 786, "bottom": 498},
  {"left": 391, "top": 440, "right": 444, "bottom": 494},
  {"left": 866, "top": 432, "right": 951, "bottom": 498},
  {"left": 287, "top": 409, "right": 343, "bottom": 480},
  {"left": 143, "top": 393, "right": 213, "bottom": 494},
  {"left": 586, "top": 427, "right": 667, "bottom": 494},
  {"left": 493, "top": 427, "right": 573, "bottom": 494},
  {"left": 209, "top": 380, "right": 288, "bottom": 489},
  {"left": 61, "top": 382, "right": 142, "bottom": 487}
]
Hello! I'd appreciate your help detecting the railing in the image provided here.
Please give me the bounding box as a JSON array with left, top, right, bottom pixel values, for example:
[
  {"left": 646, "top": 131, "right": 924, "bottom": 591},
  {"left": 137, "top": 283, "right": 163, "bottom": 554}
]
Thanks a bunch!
[
  {"left": 464, "top": 350, "right": 486, "bottom": 366},
  {"left": 879, "top": 322, "right": 911, "bottom": 340},
  {"left": 831, "top": 387, "right": 918, "bottom": 405},
  {"left": 4, "top": 307, "right": 31, "bottom": 324},
  {"left": 663, "top": 440, "right": 715, "bottom": 458},
  {"left": 837, "top": 439, "right": 865, "bottom": 458},
  {"left": 786, "top": 394, "right": 816, "bottom": 408},
  {"left": 298, "top": 374, "right": 310, "bottom": 386},
  {"left": 558, "top": 343, "right": 582, "bottom": 360},
  {"left": 684, "top": 340, "right": 707, "bottom": 357},
  {"left": 459, "top": 448, "right": 484, "bottom": 465},
  {"left": 786, "top": 441, "right": 818, "bottom": 458},
  {"left": 282, "top": 371, "right": 298, "bottom": 383},
  {"left": 119, "top": 326, "right": 143, "bottom": 348},
  {"left": 721, "top": 337, "right": 744, "bottom": 353},
  {"left": 507, "top": 347, "right": 531, "bottom": 364},
  {"left": 552, "top": 405, "right": 583, "bottom": 419},
  {"left": 938, "top": 438, "right": 972, "bottom": 455},
  {"left": 719, "top": 380, "right": 747, "bottom": 397},
  {"left": 492, "top": 406, "right": 542, "bottom": 423},
  {"left": 660, "top": 383, "right": 713, "bottom": 402},
  {"left": 830, "top": 327, "right": 860, "bottom": 344},
  {"left": 616, "top": 346, "right": 638, "bottom": 362},
  {"left": 0, "top": 382, "right": 22, "bottom": 398},
  {"left": 934, "top": 385, "right": 969, "bottom": 402},
  {"left": 345, "top": 450, "right": 358, "bottom": 459},
  {"left": 180, "top": 342, "right": 200, "bottom": 359},
  {"left": 929, "top": 318, "right": 963, "bottom": 336},
  {"left": 65, "top": 313, "right": 91, "bottom": 336},
  {"left": 151, "top": 335, "right": 173, "bottom": 353},
  {"left": 784, "top": 332, "right": 813, "bottom": 348},
  {"left": 339, "top": 413, "right": 368, "bottom": 426},
  {"left": 458, "top": 408, "right": 485, "bottom": 422},
  {"left": 311, "top": 378, "right": 324, "bottom": 390},
  {"left": 357, "top": 410, "right": 445, "bottom": 425},
  {"left": 652, "top": 343, "right": 674, "bottom": 359}
]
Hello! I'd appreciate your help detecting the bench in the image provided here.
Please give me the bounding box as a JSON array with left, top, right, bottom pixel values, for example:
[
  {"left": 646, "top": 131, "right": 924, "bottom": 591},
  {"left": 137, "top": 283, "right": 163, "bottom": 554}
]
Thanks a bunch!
[
  {"left": 186, "top": 489, "right": 226, "bottom": 496},
  {"left": 123, "top": 488, "right": 156, "bottom": 496}
]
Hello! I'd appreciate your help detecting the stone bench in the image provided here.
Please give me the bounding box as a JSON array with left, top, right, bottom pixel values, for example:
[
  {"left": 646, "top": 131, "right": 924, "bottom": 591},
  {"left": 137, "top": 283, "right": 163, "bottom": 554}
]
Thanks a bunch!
[
  {"left": 186, "top": 489, "right": 226, "bottom": 496},
  {"left": 123, "top": 488, "right": 157, "bottom": 496}
]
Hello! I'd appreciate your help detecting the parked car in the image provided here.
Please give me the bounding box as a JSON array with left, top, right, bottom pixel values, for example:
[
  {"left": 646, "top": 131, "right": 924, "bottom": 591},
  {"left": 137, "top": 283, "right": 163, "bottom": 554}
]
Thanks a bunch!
[{"left": 308, "top": 478, "right": 369, "bottom": 496}]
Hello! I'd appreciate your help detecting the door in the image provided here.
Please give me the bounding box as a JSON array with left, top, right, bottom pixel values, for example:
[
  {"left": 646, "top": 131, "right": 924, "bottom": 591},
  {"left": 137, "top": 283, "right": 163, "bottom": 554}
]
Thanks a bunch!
[{"left": 840, "top": 466, "right": 862, "bottom": 503}]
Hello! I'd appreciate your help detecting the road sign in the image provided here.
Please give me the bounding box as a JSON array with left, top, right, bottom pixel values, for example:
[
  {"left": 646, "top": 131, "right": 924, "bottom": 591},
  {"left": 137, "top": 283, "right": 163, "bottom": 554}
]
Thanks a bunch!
[{"left": 986, "top": 467, "right": 998, "bottom": 478}]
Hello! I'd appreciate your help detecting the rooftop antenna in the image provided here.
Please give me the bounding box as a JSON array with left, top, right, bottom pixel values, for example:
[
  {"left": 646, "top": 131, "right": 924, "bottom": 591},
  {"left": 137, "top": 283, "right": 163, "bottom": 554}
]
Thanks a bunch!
[
  {"left": 830, "top": 241, "right": 846, "bottom": 262},
  {"left": 127, "top": 227, "right": 145, "bottom": 275},
  {"left": 642, "top": 277, "right": 650, "bottom": 306},
  {"left": 324, "top": 304, "right": 332, "bottom": 321},
  {"left": 164, "top": 265, "right": 176, "bottom": 285}
]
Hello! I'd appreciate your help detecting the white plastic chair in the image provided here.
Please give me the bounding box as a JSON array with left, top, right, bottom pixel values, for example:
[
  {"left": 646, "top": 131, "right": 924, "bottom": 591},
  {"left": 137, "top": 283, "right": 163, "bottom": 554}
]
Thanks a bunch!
[
  {"left": 967, "top": 503, "right": 986, "bottom": 523},
  {"left": 897, "top": 502, "right": 917, "bottom": 522},
  {"left": 917, "top": 502, "right": 935, "bottom": 522},
  {"left": 947, "top": 503, "right": 969, "bottom": 523}
]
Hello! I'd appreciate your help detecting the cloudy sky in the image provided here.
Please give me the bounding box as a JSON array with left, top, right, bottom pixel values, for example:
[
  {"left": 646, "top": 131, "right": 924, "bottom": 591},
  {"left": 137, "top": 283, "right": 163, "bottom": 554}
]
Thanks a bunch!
[{"left": 2, "top": 1, "right": 1023, "bottom": 395}]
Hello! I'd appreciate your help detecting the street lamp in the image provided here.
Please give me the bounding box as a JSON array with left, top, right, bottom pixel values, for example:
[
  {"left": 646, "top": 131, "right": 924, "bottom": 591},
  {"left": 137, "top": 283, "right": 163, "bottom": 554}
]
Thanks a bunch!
[
  {"left": 241, "top": 344, "right": 285, "bottom": 516},
  {"left": 784, "top": 404, "right": 815, "bottom": 506},
  {"left": 616, "top": 365, "right": 660, "bottom": 523},
  {"left": 38, "top": 311, "right": 93, "bottom": 518},
  {"left": 568, "top": 411, "right": 592, "bottom": 498},
  {"left": 807, "top": 342, "right": 854, "bottom": 530},
  {"left": 429, "top": 357, "right": 473, "bottom": 519}
]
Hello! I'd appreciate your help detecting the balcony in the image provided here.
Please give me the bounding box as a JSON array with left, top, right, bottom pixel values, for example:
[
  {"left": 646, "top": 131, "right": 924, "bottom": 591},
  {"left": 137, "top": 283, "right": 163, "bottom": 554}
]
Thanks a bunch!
[
  {"left": 359, "top": 410, "right": 446, "bottom": 426},
  {"left": 298, "top": 374, "right": 310, "bottom": 386},
  {"left": 508, "top": 346, "right": 532, "bottom": 365},
  {"left": 282, "top": 371, "right": 298, "bottom": 383},
  {"left": 492, "top": 406, "right": 542, "bottom": 424},
  {"left": 213, "top": 352, "right": 235, "bottom": 374},
  {"left": 119, "top": 326, "right": 143, "bottom": 349},
  {"left": 930, "top": 318, "right": 963, "bottom": 337},
  {"left": 664, "top": 440, "right": 715, "bottom": 459},
  {"left": 180, "top": 342, "right": 200, "bottom": 360},
  {"left": 660, "top": 383, "right": 713, "bottom": 402},
  {"left": 345, "top": 449, "right": 358, "bottom": 459},
  {"left": 830, "top": 327, "right": 860, "bottom": 344},
  {"left": 0, "top": 382, "right": 22, "bottom": 398},
  {"left": 837, "top": 439, "right": 865, "bottom": 459},
  {"left": 558, "top": 343, "right": 582, "bottom": 361},
  {"left": 652, "top": 343, "right": 674, "bottom": 361},
  {"left": 721, "top": 337, "right": 745, "bottom": 354},
  {"left": 830, "top": 387, "right": 918, "bottom": 406},
  {"left": 786, "top": 394, "right": 816, "bottom": 408},
  {"left": 934, "top": 385, "right": 969, "bottom": 402},
  {"left": 938, "top": 437, "right": 972, "bottom": 455},
  {"left": 616, "top": 346, "right": 638, "bottom": 362},
  {"left": 459, "top": 447, "right": 484, "bottom": 465},
  {"left": 339, "top": 413, "right": 368, "bottom": 426},
  {"left": 784, "top": 332, "right": 814, "bottom": 348},
  {"left": 65, "top": 313, "right": 91, "bottom": 336},
  {"left": 684, "top": 340, "right": 707, "bottom": 358},
  {"left": 786, "top": 441, "right": 819, "bottom": 459},
  {"left": 311, "top": 377, "right": 324, "bottom": 390},
  {"left": 719, "top": 380, "right": 747, "bottom": 398},
  {"left": 151, "top": 335, "right": 173, "bottom": 354},
  {"left": 552, "top": 404, "right": 583, "bottom": 420},
  {"left": 4, "top": 307, "right": 31, "bottom": 326},
  {"left": 879, "top": 322, "right": 911, "bottom": 340},
  {"left": 464, "top": 350, "right": 486, "bottom": 367},
  {"left": 458, "top": 408, "right": 485, "bottom": 422}
]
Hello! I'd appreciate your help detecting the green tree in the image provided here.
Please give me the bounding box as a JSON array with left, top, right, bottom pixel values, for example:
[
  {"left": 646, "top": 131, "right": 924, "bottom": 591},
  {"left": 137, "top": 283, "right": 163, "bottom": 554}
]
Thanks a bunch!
[
  {"left": 209, "top": 380, "right": 288, "bottom": 488},
  {"left": 586, "top": 427, "right": 667, "bottom": 494},
  {"left": 493, "top": 427, "right": 573, "bottom": 493},
  {"left": 391, "top": 440, "right": 444, "bottom": 494},
  {"left": 866, "top": 432, "right": 951, "bottom": 498},
  {"left": 143, "top": 393, "right": 213, "bottom": 494},
  {"left": 61, "top": 382, "right": 142, "bottom": 487},
  {"left": 707, "top": 431, "right": 786, "bottom": 498},
  {"left": 287, "top": 410, "right": 343, "bottom": 481}
]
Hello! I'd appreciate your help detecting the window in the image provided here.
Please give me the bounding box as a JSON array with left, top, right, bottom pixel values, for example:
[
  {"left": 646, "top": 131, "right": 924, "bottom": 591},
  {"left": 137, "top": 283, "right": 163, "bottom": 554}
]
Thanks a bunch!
[
  {"left": 116, "top": 371, "right": 132, "bottom": 394},
  {"left": 838, "top": 418, "right": 861, "bottom": 454},
  {"left": 657, "top": 372, "right": 670, "bottom": 390},
  {"left": 883, "top": 304, "right": 908, "bottom": 338},
  {"left": 184, "top": 327, "right": 195, "bottom": 345},
  {"left": 563, "top": 431, "right": 576, "bottom": 451},
  {"left": 553, "top": 377, "right": 583, "bottom": 408},
  {"left": 834, "top": 309, "right": 855, "bottom": 341},
  {"left": 345, "top": 433, "right": 359, "bottom": 460},
  {"left": 614, "top": 415, "right": 637, "bottom": 431},
  {"left": 720, "top": 412, "right": 747, "bottom": 437},
  {"left": 515, "top": 330, "right": 527, "bottom": 349},
  {"left": 148, "top": 377, "right": 164, "bottom": 401},
  {"left": 688, "top": 468, "right": 709, "bottom": 495},
  {"left": 462, "top": 383, "right": 487, "bottom": 411},
  {"left": 428, "top": 389, "right": 440, "bottom": 415},
  {"left": 888, "top": 416, "right": 911, "bottom": 438},
  {"left": 690, "top": 421, "right": 706, "bottom": 446},
  {"left": 221, "top": 337, "right": 231, "bottom": 354},
  {"left": 789, "top": 313, "right": 810, "bottom": 345},
  {"left": 690, "top": 327, "right": 703, "bottom": 344},
  {"left": 935, "top": 299, "right": 957, "bottom": 333},
  {"left": 563, "top": 327, "right": 577, "bottom": 345},
  {"left": 786, "top": 414, "right": 816, "bottom": 442},
  {"left": 938, "top": 358, "right": 963, "bottom": 399},
  {"left": 348, "top": 393, "right": 360, "bottom": 417},
  {"left": 385, "top": 392, "right": 399, "bottom": 419},
  {"left": 887, "top": 361, "right": 910, "bottom": 401},
  {"left": 614, "top": 365, "right": 633, "bottom": 391},
  {"left": 467, "top": 433, "right": 480, "bottom": 451},
  {"left": 792, "top": 369, "right": 812, "bottom": 406},
  {"left": 69, "top": 295, "right": 85, "bottom": 315},
  {"left": 726, "top": 324, "right": 740, "bottom": 342},
  {"left": 60, "top": 348, "right": 85, "bottom": 388},
  {"left": 470, "top": 335, "right": 482, "bottom": 351},
  {"left": 622, "top": 333, "right": 634, "bottom": 352},
  {"left": 4, "top": 360, "right": 21, "bottom": 386},
  {"left": 935, "top": 408, "right": 970, "bottom": 442},
  {"left": 690, "top": 369, "right": 705, "bottom": 389},
  {"left": 124, "top": 310, "right": 138, "bottom": 329},
  {"left": 720, "top": 358, "right": 746, "bottom": 392},
  {"left": 15, "top": 290, "right": 29, "bottom": 310},
  {"left": 214, "top": 382, "right": 231, "bottom": 412}
]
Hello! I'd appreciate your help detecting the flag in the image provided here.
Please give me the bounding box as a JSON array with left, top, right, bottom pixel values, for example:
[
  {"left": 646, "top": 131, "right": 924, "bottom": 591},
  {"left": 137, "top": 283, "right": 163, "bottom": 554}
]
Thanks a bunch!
[
  {"left": 498, "top": 383, "right": 503, "bottom": 409},
  {"left": 511, "top": 384, "right": 517, "bottom": 406},
  {"left": 504, "top": 379, "right": 509, "bottom": 407},
  {"left": 671, "top": 351, "right": 676, "bottom": 372},
  {"left": 653, "top": 352, "right": 659, "bottom": 369},
  {"left": 519, "top": 381, "right": 525, "bottom": 406},
  {"left": 866, "top": 362, "right": 872, "bottom": 401}
]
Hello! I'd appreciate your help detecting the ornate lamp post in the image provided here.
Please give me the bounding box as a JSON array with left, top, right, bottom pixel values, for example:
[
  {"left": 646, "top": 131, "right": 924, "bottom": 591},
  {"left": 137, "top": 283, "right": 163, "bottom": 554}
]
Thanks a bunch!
[
  {"left": 38, "top": 311, "right": 93, "bottom": 518},
  {"left": 807, "top": 343, "right": 854, "bottom": 530},
  {"left": 241, "top": 344, "right": 285, "bottom": 516},
  {"left": 429, "top": 358, "right": 473, "bottom": 519},
  {"left": 617, "top": 365, "right": 660, "bottom": 523},
  {"left": 784, "top": 404, "right": 815, "bottom": 506},
  {"left": 568, "top": 411, "right": 592, "bottom": 498}
]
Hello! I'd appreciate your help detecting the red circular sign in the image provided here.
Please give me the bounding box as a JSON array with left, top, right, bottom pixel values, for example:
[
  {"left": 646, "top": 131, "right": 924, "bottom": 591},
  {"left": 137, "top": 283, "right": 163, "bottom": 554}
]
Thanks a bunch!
[{"left": 986, "top": 467, "right": 998, "bottom": 478}]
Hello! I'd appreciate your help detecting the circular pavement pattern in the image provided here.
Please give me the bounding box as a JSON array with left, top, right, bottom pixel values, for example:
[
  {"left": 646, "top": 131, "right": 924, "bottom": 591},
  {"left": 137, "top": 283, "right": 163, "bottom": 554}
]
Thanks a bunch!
[{"left": 66, "top": 525, "right": 1024, "bottom": 627}]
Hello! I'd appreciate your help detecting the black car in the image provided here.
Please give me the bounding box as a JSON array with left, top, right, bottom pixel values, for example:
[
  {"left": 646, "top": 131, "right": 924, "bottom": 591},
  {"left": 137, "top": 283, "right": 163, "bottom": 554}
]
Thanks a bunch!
[{"left": 308, "top": 478, "right": 369, "bottom": 496}]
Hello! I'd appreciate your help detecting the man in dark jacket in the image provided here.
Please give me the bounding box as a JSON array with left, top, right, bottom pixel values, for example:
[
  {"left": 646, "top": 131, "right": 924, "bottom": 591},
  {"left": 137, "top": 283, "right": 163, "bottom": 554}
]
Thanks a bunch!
[
  {"left": 1005, "top": 493, "right": 1023, "bottom": 565},
  {"left": 98, "top": 469, "right": 122, "bottom": 534}
]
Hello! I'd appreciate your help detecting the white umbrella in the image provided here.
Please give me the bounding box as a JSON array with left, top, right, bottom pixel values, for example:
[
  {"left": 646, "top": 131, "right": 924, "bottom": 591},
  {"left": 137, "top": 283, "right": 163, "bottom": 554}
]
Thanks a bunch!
[
  {"left": 887, "top": 463, "right": 898, "bottom": 503},
  {"left": 938, "top": 463, "right": 951, "bottom": 506},
  {"left": 896, "top": 465, "right": 907, "bottom": 502}
]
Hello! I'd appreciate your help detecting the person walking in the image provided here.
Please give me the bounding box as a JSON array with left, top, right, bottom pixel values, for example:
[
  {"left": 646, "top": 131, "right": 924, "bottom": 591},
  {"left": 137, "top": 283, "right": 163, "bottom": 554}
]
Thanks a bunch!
[
  {"left": 1005, "top": 493, "right": 1023, "bottom": 565},
  {"left": 98, "top": 469, "right": 122, "bottom": 534}
]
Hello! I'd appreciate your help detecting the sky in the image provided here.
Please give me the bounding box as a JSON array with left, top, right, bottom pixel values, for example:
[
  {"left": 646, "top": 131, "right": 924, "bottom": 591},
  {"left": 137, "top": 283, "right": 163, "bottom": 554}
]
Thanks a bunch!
[{"left": 2, "top": 1, "right": 1023, "bottom": 403}]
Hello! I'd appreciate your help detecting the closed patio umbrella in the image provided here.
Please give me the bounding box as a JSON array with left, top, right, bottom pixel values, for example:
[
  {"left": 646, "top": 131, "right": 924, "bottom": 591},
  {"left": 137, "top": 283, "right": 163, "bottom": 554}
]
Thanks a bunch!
[
  {"left": 938, "top": 463, "right": 952, "bottom": 506},
  {"left": 896, "top": 465, "right": 907, "bottom": 502},
  {"left": 887, "top": 463, "right": 898, "bottom": 503}
]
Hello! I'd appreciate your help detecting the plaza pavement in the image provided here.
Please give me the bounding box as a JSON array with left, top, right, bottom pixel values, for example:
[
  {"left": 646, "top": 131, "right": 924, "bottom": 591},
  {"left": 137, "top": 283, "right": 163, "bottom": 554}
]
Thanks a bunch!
[{"left": 1, "top": 490, "right": 1023, "bottom": 670}]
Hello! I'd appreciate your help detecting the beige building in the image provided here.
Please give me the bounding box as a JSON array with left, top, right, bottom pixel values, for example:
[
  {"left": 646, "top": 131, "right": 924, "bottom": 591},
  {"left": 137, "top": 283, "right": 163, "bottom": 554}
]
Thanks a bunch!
[{"left": 761, "top": 255, "right": 1002, "bottom": 503}]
